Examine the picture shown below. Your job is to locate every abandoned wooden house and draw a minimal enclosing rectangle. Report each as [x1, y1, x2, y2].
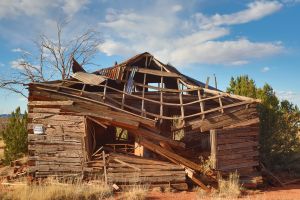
[27, 52, 262, 190]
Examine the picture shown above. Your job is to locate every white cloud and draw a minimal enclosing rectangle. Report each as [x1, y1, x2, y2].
[62, 0, 90, 17]
[261, 66, 270, 72]
[194, 1, 283, 29]
[230, 60, 249, 66]
[277, 90, 300, 106]
[98, 2, 283, 66]
[10, 58, 39, 70]
[98, 40, 137, 56]
[11, 48, 23, 52]
[10, 59, 26, 70]
[171, 4, 182, 12]
[0, 0, 53, 19]
[0, 0, 89, 19]
[168, 39, 283, 66]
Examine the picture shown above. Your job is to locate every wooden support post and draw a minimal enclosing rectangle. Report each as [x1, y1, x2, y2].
[178, 79, 184, 119]
[80, 84, 86, 96]
[141, 73, 147, 117]
[160, 76, 164, 121]
[103, 150, 108, 184]
[197, 89, 205, 119]
[205, 77, 210, 89]
[210, 130, 217, 169]
[121, 70, 130, 109]
[214, 74, 217, 89]
[218, 96, 224, 113]
[103, 80, 108, 100]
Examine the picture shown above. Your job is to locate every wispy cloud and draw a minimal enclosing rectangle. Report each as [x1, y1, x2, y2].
[10, 59, 25, 70]
[261, 66, 270, 72]
[194, 1, 283, 29]
[98, 1, 284, 66]
[10, 58, 39, 70]
[62, 0, 90, 17]
[0, 0, 286, 68]
[11, 48, 23, 52]
[0, 0, 90, 19]
[277, 90, 300, 106]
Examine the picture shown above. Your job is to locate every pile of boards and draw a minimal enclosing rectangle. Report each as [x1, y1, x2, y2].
[106, 153, 187, 190]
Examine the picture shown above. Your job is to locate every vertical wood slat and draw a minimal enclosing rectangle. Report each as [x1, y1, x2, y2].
[219, 96, 224, 113]
[197, 89, 205, 119]
[103, 80, 108, 100]
[141, 73, 147, 117]
[121, 71, 129, 109]
[141, 56, 150, 117]
[210, 129, 217, 169]
[80, 84, 86, 96]
[178, 79, 184, 119]
[160, 76, 164, 119]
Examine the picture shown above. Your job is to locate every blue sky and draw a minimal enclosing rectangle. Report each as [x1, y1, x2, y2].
[0, 0, 300, 113]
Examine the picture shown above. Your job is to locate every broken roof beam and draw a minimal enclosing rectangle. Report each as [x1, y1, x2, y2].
[126, 67, 181, 78]
[139, 138, 202, 172]
[29, 83, 156, 127]
[203, 88, 261, 103]
[128, 127, 185, 149]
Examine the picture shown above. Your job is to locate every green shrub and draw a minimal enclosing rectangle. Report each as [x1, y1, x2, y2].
[2, 107, 28, 164]
[227, 76, 300, 172]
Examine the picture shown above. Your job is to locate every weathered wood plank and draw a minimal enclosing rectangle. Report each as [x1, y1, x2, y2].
[217, 141, 258, 150]
[29, 100, 74, 106]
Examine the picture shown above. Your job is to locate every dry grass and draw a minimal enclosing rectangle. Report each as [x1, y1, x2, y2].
[0, 179, 113, 200]
[217, 171, 241, 199]
[122, 184, 148, 200]
[196, 171, 241, 200]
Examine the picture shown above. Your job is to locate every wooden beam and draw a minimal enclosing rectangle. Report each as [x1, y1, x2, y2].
[29, 100, 73, 106]
[139, 138, 201, 172]
[113, 158, 141, 171]
[86, 116, 107, 129]
[210, 130, 217, 169]
[128, 127, 185, 149]
[225, 118, 259, 128]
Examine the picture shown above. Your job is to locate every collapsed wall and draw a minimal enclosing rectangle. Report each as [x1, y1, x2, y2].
[26, 52, 262, 190]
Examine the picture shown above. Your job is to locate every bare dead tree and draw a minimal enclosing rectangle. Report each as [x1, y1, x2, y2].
[0, 21, 102, 97]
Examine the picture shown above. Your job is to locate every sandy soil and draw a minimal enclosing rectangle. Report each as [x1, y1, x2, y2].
[146, 184, 300, 200]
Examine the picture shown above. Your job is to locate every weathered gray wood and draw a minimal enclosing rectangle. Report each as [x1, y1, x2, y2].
[29, 100, 74, 106]
[210, 130, 217, 169]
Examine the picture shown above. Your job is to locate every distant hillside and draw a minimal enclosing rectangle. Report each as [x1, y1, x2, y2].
[0, 114, 10, 118]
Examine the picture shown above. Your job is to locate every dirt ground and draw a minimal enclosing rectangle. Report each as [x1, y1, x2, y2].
[146, 184, 300, 200]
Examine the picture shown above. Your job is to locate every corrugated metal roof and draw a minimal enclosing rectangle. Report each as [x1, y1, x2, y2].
[72, 72, 106, 85]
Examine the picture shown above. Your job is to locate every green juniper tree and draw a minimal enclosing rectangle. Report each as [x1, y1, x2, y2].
[2, 107, 28, 164]
[227, 76, 300, 172]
